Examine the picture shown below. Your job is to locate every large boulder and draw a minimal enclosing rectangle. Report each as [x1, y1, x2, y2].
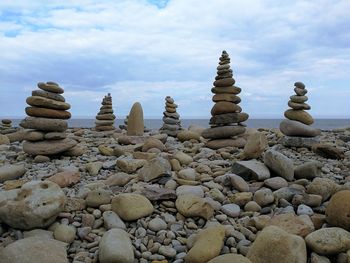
[325, 190, 350, 230]
[0, 181, 66, 229]
[99, 229, 134, 263]
[0, 237, 68, 263]
[126, 102, 144, 136]
[247, 226, 307, 263]
[185, 226, 226, 263]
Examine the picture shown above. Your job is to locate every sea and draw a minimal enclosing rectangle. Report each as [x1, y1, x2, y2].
[8, 119, 350, 131]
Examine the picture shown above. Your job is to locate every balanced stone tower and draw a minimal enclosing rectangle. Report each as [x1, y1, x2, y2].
[202, 51, 249, 149]
[95, 93, 116, 131]
[160, 96, 181, 136]
[280, 82, 320, 146]
[20, 81, 77, 156]
[0, 119, 17, 134]
[127, 102, 144, 136]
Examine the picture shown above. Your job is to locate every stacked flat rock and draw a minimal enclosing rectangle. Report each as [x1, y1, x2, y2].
[119, 115, 128, 130]
[0, 119, 17, 134]
[20, 81, 77, 156]
[160, 96, 181, 136]
[202, 51, 249, 149]
[95, 93, 116, 131]
[280, 82, 321, 138]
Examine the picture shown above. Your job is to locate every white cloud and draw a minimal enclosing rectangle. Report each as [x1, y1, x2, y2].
[0, 0, 349, 119]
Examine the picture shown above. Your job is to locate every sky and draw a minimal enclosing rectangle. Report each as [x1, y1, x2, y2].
[0, 0, 349, 119]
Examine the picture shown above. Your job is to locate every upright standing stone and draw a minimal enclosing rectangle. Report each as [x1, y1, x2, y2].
[280, 82, 320, 147]
[20, 81, 77, 156]
[127, 102, 144, 136]
[95, 93, 116, 131]
[160, 96, 182, 136]
[202, 51, 249, 149]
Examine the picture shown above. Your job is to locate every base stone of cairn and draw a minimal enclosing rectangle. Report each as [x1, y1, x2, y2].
[202, 51, 249, 150]
[95, 93, 116, 131]
[280, 82, 320, 148]
[20, 81, 77, 156]
[127, 102, 144, 136]
[0, 119, 17, 134]
[160, 96, 181, 136]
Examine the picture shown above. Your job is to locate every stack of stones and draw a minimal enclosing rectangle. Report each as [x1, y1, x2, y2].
[95, 93, 115, 131]
[119, 115, 128, 130]
[20, 81, 77, 156]
[202, 50, 249, 149]
[280, 82, 320, 147]
[160, 96, 181, 136]
[0, 119, 16, 134]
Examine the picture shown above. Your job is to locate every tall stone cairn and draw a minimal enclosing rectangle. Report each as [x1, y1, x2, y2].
[160, 96, 181, 136]
[280, 82, 320, 138]
[202, 51, 249, 149]
[95, 93, 116, 131]
[20, 81, 77, 156]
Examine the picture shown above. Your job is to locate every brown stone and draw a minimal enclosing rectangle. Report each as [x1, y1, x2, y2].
[47, 171, 81, 188]
[20, 117, 67, 132]
[325, 190, 350, 230]
[312, 144, 345, 160]
[38, 82, 64, 94]
[211, 86, 241, 94]
[32, 89, 65, 102]
[127, 102, 144, 136]
[213, 78, 235, 87]
[96, 114, 116, 120]
[284, 109, 314, 125]
[25, 107, 71, 119]
[212, 93, 241, 103]
[23, 138, 77, 156]
[26, 96, 70, 110]
[211, 101, 241, 116]
[206, 138, 246, 149]
[202, 126, 246, 139]
[96, 126, 115, 131]
[290, 95, 308, 103]
[210, 112, 249, 125]
[288, 101, 311, 110]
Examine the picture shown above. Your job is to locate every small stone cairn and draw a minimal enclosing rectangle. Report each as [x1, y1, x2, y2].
[119, 115, 128, 130]
[95, 93, 116, 131]
[280, 82, 320, 147]
[0, 119, 17, 134]
[160, 96, 181, 136]
[202, 50, 249, 149]
[20, 81, 77, 156]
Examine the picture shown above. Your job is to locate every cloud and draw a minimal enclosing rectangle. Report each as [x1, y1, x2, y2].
[0, 0, 349, 119]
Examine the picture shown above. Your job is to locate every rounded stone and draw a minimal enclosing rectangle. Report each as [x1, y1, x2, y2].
[290, 95, 308, 103]
[221, 204, 240, 217]
[20, 117, 68, 132]
[127, 102, 144, 136]
[38, 82, 64, 94]
[211, 101, 242, 116]
[86, 189, 111, 208]
[53, 224, 76, 243]
[32, 89, 65, 102]
[325, 190, 350, 230]
[253, 188, 274, 207]
[284, 109, 314, 125]
[212, 93, 241, 103]
[208, 254, 252, 263]
[202, 126, 246, 139]
[294, 87, 308, 96]
[210, 113, 249, 125]
[23, 138, 77, 156]
[280, 119, 320, 137]
[294, 82, 305, 89]
[26, 96, 70, 110]
[148, 218, 167, 232]
[25, 107, 71, 119]
[213, 78, 235, 87]
[211, 86, 241, 94]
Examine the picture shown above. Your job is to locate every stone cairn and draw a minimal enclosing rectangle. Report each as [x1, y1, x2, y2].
[280, 82, 320, 145]
[20, 81, 77, 156]
[160, 96, 181, 136]
[95, 93, 116, 131]
[202, 51, 249, 149]
[127, 102, 144, 136]
[119, 115, 128, 130]
[0, 119, 17, 134]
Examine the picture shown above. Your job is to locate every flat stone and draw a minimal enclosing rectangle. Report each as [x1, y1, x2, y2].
[96, 114, 116, 120]
[0, 180, 66, 230]
[280, 119, 320, 137]
[211, 101, 241, 116]
[288, 101, 311, 110]
[206, 137, 246, 149]
[148, 217, 167, 232]
[99, 229, 134, 263]
[26, 96, 70, 110]
[53, 224, 76, 244]
[139, 185, 176, 201]
[111, 193, 154, 221]
[96, 125, 115, 131]
[294, 82, 305, 89]
[294, 87, 308, 96]
[175, 194, 214, 219]
[281, 136, 320, 148]
[20, 117, 68, 132]
[294, 161, 322, 180]
[264, 177, 288, 190]
[95, 120, 115, 126]
[0, 237, 68, 263]
[228, 174, 249, 192]
[231, 160, 270, 181]
[44, 132, 67, 140]
[176, 185, 204, 197]
[177, 130, 200, 142]
[117, 158, 146, 173]
[284, 109, 314, 125]
[210, 112, 248, 125]
[185, 226, 226, 263]
[202, 126, 246, 139]
[221, 204, 240, 217]
[23, 138, 77, 156]
[290, 95, 308, 103]
[32, 89, 65, 102]
[212, 93, 241, 103]
[263, 149, 294, 181]
[103, 211, 126, 230]
[305, 227, 350, 255]
[211, 86, 241, 94]
[25, 106, 71, 119]
[0, 164, 26, 183]
[47, 171, 80, 187]
[163, 117, 180, 125]
[213, 78, 235, 87]
[86, 189, 111, 208]
[38, 82, 64, 94]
